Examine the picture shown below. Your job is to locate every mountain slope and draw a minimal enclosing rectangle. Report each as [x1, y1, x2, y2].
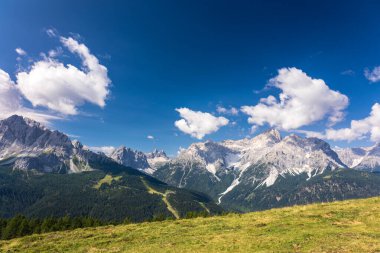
[0, 165, 222, 221]
[2, 197, 379, 253]
[0, 115, 222, 221]
[335, 144, 380, 172]
[153, 130, 380, 211]
[109, 147, 169, 174]
[0, 115, 113, 173]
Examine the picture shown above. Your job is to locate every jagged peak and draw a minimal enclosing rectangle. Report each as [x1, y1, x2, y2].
[251, 128, 282, 144]
[2, 114, 47, 130]
[146, 149, 168, 159]
[71, 140, 83, 149]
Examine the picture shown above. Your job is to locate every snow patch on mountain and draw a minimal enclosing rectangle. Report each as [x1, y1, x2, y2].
[157, 129, 346, 204]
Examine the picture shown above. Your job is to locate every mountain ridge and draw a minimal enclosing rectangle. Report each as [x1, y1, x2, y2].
[0, 115, 223, 220]
[2, 115, 380, 213]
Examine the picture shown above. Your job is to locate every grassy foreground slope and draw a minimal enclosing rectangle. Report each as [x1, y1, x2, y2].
[2, 197, 380, 253]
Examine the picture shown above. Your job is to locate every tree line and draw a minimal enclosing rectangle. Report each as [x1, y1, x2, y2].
[0, 210, 217, 240]
[0, 215, 107, 240]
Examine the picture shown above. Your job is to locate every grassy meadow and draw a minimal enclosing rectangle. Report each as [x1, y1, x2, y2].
[1, 197, 380, 253]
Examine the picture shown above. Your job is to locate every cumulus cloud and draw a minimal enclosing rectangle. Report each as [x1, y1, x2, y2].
[216, 105, 239, 115]
[364, 66, 380, 83]
[174, 108, 229, 139]
[16, 36, 111, 115]
[0, 69, 58, 123]
[0, 33, 110, 124]
[304, 103, 380, 142]
[296, 103, 380, 142]
[147, 135, 154, 139]
[241, 67, 349, 130]
[15, 48, 27, 56]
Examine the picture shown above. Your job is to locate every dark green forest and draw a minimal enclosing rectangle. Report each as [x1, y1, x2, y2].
[0, 166, 222, 225]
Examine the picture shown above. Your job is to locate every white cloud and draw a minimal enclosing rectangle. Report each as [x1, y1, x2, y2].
[241, 67, 349, 130]
[293, 129, 326, 139]
[0, 69, 22, 114]
[16, 36, 111, 115]
[307, 103, 380, 142]
[48, 47, 63, 58]
[0, 69, 58, 124]
[364, 66, 380, 82]
[174, 107, 229, 139]
[88, 146, 116, 155]
[147, 135, 154, 139]
[0, 33, 110, 124]
[46, 28, 58, 38]
[250, 125, 258, 134]
[323, 103, 380, 142]
[15, 48, 27, 56]
[216, 105, 239, 115]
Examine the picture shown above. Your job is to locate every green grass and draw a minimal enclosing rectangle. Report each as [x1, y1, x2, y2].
[141, 177, 180, 219]
[93, 174, 122, 189]
[1, 197, 380, 253]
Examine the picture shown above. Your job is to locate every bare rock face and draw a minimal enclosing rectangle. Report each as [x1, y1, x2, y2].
[0, 115, 109, 173]
[153, 129, 347, 206]
[107, 147, 169, 174]
[109, 146, 150, 172]
[334, 143, 380, 172]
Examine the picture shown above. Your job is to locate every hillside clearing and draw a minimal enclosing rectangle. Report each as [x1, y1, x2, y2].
[141, 177, 180, 219]
[1, 197, 380, 252]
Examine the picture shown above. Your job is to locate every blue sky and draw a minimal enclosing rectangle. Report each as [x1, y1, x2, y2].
[1, 0, 380, 155]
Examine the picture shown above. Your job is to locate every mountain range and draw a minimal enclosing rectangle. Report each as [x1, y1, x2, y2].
[1, 115, 380, 215]
[150, 129, 380, 211]
[0, 115, 221, 221]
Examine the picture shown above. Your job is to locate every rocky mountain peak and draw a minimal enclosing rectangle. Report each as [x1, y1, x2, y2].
[251, 128, 282, 146]
[110, 146, 150, 172]
[72, 140, 83, 149]
[3, 115, 45, 129]
[0, 115, 110, 173]
[262, 128, 281, 140]
[0, 115, 72, 152]
[146, 149, 168, 159]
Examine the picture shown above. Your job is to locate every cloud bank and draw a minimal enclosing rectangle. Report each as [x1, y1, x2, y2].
[175, 108, 229, 139]
[302, 103, 380, 142]
[241, 67, 349, 130]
